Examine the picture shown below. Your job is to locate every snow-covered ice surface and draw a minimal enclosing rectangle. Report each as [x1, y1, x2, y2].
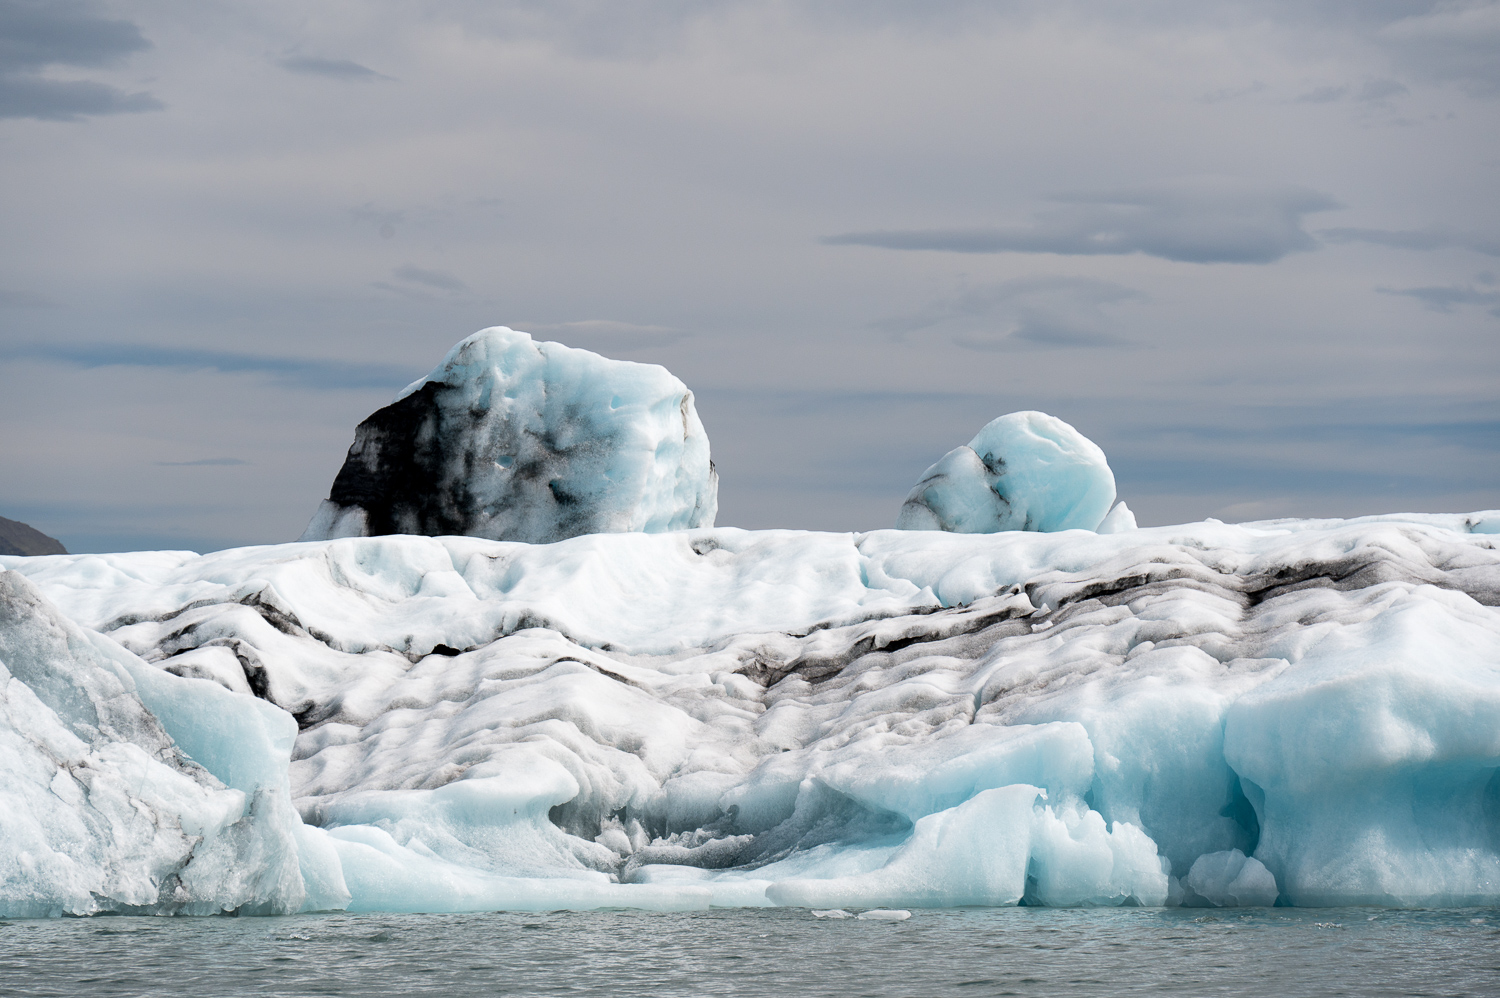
[896, 411, 1117, 533]
[4, 509, 1500, 914]
[301, 327, 717, 545]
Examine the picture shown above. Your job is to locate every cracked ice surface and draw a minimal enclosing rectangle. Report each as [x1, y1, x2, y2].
[4, 509, 1500, 913]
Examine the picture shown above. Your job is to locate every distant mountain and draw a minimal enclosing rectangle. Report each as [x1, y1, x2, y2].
[0, 516, 67, 556]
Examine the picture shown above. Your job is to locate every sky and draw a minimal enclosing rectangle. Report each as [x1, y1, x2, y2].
[1, 0, 1498, 553]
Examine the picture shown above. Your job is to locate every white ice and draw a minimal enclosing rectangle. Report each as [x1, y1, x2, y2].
[4, 509, 1500, 914]
[896, 411, 1117, 533]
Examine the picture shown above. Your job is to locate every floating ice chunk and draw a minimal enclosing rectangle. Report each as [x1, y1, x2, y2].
[301, 327, 717, 544]
[1029, 802, 1170, 907]
[857, 909, 911, 921]
[812, 908, 852, 918]
[1186, 849, 1279, 907]
[896, 411, 1116, 533]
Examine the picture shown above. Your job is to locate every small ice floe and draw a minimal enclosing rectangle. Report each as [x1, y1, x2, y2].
[856, 909, 912, 921]
[811, 909, 851, 919]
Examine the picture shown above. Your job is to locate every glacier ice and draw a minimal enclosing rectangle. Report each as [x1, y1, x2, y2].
[1096, 501, 1138, 534]
[301, 327, 717, 545]
[3, 509, 1500, 915]
[896, 411, 1117, 533]
[0, 571, 339, 917]
[1185, 849, 1279, 907]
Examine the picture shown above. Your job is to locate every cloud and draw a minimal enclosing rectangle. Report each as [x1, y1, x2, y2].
[1, 342, 416, 390]
[873, 276, 1139, 350]
[0, 287, 59, 307]
[1320, 226, 1500, 256]
[155, 457, 249, 466]
[1296, 85, 1347, 104]
[277, 55, 391, 80]
[825, 178, 1340, 264]
[1356, 78, 1410, 102]
[0, 0, 149, 70]
[1379, 282, 1500, 316]
[0, 75, 161, 120]
[1378, 1, 1500, 96]
[387, 264, 468, 292]
[0, 0, 162, 120]
[1295, 78, 1410, 105]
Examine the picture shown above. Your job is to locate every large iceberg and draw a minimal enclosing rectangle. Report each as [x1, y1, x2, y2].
[5, 509, 1500, 913]
[896, 411, 1118, 533]
[301, 327, 718, 544]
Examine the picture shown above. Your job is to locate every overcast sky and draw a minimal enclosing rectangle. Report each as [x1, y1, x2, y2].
[2, 0, 1498, 553]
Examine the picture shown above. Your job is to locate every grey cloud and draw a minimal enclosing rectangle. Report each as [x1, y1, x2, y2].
[1199, 82, 1269, 103]
[277, 55, 391, 80]
[0, 0, 160, 121]
[1320, 227, 1500, 256]
[1, 342, 415, 390]
[0, 287, 59, 307]
[1378, 2, 1500, 95]
[155, 458, 250, 466]
[1297, 78, 1411, 104]
[1379, 283, 1500, 315]
[1357, 78, 1410, 101]
[875, 276, 1138, 351]
[424, 1, 1449, 65]
[389, 265, 468, 292]
[826, 179, 1340, 264]
[0, 75, 161, 120]
[1296, 85, 1347, 103]
[0, 0, 149, 70]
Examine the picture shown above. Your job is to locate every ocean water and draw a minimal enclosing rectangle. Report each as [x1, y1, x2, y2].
[1, 907, 1496, 997]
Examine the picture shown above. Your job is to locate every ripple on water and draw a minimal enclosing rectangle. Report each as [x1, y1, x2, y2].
[0, 907, 1496, 998]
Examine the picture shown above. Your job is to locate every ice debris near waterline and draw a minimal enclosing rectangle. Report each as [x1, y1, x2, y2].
[301, 327, 717, 545]
[4, 510, 1500, 915]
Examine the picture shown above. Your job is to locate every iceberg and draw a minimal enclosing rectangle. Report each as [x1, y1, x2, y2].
[5, 509, 1499, 914]
[300, 327, 717, 544]
[896, 411, 1117, 533]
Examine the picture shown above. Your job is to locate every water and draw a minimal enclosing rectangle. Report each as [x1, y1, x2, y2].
[1, 907, 1497, 997]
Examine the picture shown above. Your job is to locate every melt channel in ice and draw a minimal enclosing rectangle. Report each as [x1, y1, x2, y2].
[5, 509, 1500, 914]
[896, 411, 1123, 534]
[300, 327, 718, 545]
